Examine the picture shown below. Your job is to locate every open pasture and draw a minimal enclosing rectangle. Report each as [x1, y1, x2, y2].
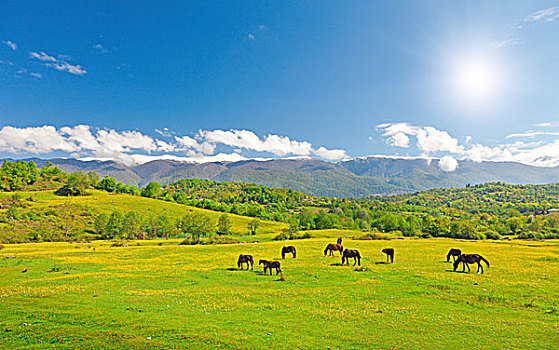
[1, 238, 558, 349]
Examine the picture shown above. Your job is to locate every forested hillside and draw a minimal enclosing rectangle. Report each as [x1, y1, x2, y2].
[1, 160, 559, 243]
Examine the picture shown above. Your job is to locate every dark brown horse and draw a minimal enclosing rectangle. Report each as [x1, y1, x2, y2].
[259, 259, 282, 275]
[324, 243, 344, 256]
[453, 254, 490, 274]
[382, 248, 394, 263]
[237, 254, 253, 270]
[446, 248, 462, 262]
[282, 246, 296, 259]
[342, 249, 361, 266]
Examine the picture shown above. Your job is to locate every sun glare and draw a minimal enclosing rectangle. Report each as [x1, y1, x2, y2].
[450, 55, 502, 108]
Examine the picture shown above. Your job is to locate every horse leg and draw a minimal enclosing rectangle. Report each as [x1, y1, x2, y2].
[357, 257, 361, 266]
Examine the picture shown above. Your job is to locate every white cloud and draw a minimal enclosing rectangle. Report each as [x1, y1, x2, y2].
[388, 132, 410, 148]
[536, 122, 559, 128]
[507, 130, 559, 138]
[464, 144, 510, 163]
[0, 125, 77, 153]
[438, 155, 458, 172]
[30, 51, 86, 75]
[248, 33, 255, 40]
[93, 44, 108, 53]
[378, 122, 559, 168]
[378, 123, 464, 154]
[29, 72, 42, 78]
[313, 147, 349, 161]
[200, 129, 313, 156]
[134, 152, 247, 164]
[30, 52, 57, 62]
[2, 40, 17, 50]
[155, 128, 173, 137]
[525, 6, 559, 22]
[174, 135, 216, 155]
[493, 38, 523, 49]
[0, 125, 349, 164]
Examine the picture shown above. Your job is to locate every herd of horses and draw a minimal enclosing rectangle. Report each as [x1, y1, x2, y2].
[238, 239, 490, 275]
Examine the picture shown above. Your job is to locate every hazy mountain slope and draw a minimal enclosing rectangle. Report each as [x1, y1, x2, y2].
[8, 156, 559, 197]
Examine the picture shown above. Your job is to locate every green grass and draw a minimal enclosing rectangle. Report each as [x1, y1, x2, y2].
[2, 190, 287, 239]
[1, 238, 558, 349]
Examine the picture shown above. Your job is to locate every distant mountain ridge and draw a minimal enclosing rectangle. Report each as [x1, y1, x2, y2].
[8, 156, 559, 197]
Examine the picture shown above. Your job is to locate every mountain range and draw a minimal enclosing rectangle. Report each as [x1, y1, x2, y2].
[12, 156, 559, 198]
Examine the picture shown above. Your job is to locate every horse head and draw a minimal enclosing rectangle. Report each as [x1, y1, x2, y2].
[453, 257, 461, 271]
[259, 259, 267, 266]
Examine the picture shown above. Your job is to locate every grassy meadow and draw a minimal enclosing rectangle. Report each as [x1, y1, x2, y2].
[1, 237, 558, 349]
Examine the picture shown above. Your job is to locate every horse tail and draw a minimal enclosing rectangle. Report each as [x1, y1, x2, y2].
[292, 247, 296, 258]
[282, 250, 285, 259]
[446, 251, 452, 262]
[479, 255, 490, 267]
[324, 245, 329, 256]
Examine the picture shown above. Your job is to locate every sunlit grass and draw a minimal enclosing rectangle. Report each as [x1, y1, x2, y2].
[0, 238, 558, 349]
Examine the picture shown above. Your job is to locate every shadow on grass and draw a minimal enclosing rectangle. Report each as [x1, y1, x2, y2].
[375, 261, 389, 265]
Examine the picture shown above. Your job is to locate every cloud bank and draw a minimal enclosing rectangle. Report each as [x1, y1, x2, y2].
[0, 125, 349, 165]
[377, 122, 559, 170]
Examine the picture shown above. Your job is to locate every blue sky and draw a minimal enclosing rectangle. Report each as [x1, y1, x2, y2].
[1, 1, 559, 170]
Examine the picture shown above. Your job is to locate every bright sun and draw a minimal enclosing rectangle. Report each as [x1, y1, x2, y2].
[451, 55, 501, 107]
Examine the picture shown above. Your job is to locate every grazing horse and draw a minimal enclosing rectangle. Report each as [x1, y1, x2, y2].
[237, 254, 254, 270]
[342, 249, 361, 266]
[282, 246, 296, 259]
[446, 248, 462, 262]
[259, 259, 282, 275]
[324, 243, 344, 256]
[337, 237, 342, 245]
[453, 254, 490, 274]
[382, 248, 394, 263]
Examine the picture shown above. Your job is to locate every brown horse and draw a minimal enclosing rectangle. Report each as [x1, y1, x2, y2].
[446, 248, 462, 262]
[324, 243, 344, 256]
[382, 248, 394, 263]
[342, 249, 361, 266]
[237, 254, 253, 270]
[259, 259, 282, 275]
[282, 246, 296, 259]
[453, 254, 490, 274]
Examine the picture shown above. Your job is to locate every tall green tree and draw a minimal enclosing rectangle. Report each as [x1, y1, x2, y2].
[179, 211, 216, 243]
[247, 218, 260, 235]
[217, 213, 232, 235]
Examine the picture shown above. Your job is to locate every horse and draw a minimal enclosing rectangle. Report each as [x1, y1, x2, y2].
[324, 243, 344, 256]
[342, 249, 361, 266]
[446, 248, 462, 262]
[382, 248, 394, 263]
[337, 237, 342, 245]
[282, 246, 296, 259]
[237, 254, 254, 270]
[453, 254, 490, 274]
[259, 259, 282, 275]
